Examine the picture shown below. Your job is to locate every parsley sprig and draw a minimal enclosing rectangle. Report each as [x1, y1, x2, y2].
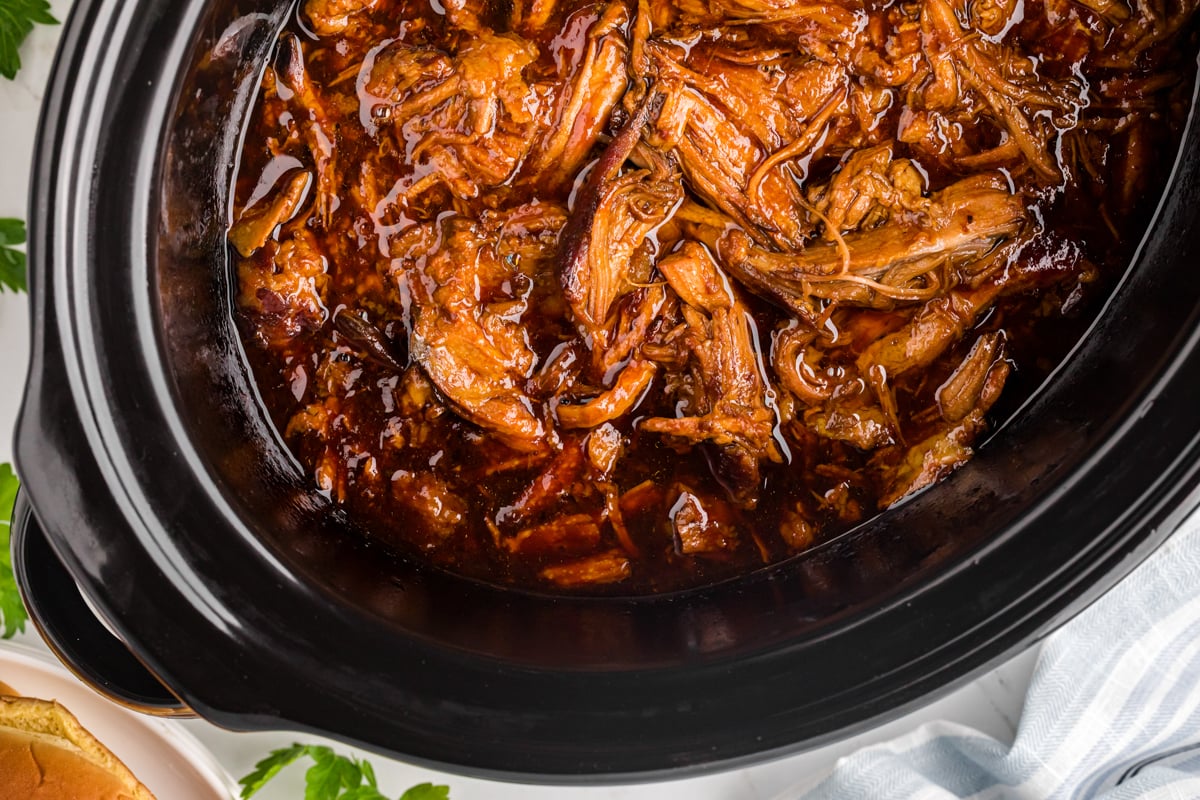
[0, 463, 28, 639]
[0, 218, 27, 293]
[0, 0, 58, 80]
[240, 744, 450, 800]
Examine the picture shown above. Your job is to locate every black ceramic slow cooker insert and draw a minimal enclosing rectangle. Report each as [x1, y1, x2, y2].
[12, 0, 1200, 783]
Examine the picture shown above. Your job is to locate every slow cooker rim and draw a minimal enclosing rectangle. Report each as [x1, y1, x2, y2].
[14, 0, 1200, 782]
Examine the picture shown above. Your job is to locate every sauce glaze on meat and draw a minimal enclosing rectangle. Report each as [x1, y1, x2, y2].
[231, 0, 1197, 592]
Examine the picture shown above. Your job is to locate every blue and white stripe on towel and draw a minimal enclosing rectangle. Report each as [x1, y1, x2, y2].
[793, 506, 1200, 800]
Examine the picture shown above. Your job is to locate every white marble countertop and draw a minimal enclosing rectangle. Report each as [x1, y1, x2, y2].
[0, 4, 1038, 797]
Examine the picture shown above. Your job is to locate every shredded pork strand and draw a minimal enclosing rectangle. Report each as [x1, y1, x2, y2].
[231, 0, 1197, 591]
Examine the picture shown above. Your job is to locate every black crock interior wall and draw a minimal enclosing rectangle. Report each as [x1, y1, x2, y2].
[151, 0, 1200, 665]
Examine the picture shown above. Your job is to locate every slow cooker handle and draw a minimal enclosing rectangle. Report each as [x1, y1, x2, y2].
[9, 491, 193, 716]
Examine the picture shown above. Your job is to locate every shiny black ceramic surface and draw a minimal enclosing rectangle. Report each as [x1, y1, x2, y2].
[12, 0, 1200, 782]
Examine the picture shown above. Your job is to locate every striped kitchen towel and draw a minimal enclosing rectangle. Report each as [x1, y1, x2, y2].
[795, 504, 1200, 800]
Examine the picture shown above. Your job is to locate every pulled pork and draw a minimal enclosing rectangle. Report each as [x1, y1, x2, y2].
[231, 0, 1198, 591]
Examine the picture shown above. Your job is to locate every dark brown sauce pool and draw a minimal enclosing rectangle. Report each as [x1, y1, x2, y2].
[230, 0, 1198, 593]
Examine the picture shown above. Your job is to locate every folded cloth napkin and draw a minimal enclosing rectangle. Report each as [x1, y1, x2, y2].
[795, 504, 1200, 800]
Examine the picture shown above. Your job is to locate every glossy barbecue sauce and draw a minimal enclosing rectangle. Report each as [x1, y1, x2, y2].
[231, 0, 1197, 593]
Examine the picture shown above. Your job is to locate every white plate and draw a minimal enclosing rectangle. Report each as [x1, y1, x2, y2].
[0, 642, 237, 799]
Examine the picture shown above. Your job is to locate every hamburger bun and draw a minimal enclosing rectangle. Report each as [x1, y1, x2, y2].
[0, 685, 156, 800]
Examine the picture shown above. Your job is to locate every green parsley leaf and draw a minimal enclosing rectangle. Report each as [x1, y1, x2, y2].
[0, 0, 58, 80]
[0, 464, 17, 531]
[239, 744, 451, 800]
[398, 783, 450, 800]
[0, 218, 27, 293]
[305, 748, 362, 800]
[240, 744, 310, 798]
[358, 759, 378, 789]
[0, 218, 25, 245]
[0, 463, 28, 639]
[338, 788, 389, 800]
